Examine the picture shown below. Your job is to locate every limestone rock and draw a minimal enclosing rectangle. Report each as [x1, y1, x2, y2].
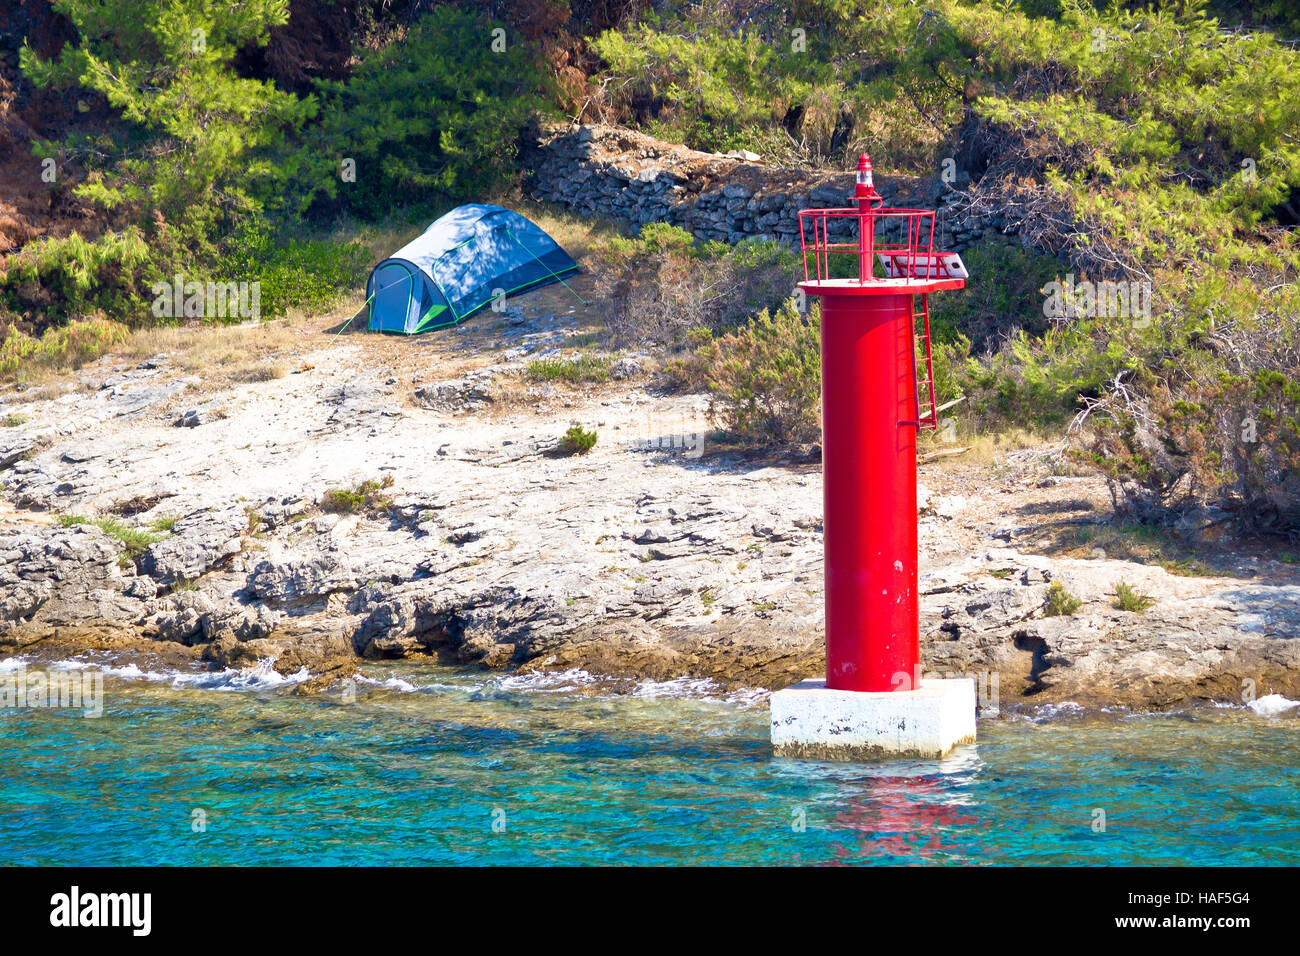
[0, 525, 144, 631]
[611, 356, 645, 380]
[142, 508, 246, 583]
[248, 552, 358, 606]
[175, 406, 224, 428]
[151, 590, 216, 644]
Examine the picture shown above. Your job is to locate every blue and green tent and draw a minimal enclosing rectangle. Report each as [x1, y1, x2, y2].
[366, 204, 579, 334]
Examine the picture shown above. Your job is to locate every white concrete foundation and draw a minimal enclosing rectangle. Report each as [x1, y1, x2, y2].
[770, 677, 977, 761]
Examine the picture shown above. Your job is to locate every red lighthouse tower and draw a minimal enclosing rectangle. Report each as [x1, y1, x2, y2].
[771, 154, 976, 759]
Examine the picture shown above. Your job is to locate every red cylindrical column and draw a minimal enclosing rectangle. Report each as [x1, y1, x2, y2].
[816, 289, 920, 693]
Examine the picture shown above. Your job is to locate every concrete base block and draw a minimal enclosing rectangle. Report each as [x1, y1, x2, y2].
[770, 677, 977, 761]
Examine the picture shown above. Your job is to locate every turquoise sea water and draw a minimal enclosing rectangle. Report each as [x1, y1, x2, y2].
[1, 658, 1297, 866]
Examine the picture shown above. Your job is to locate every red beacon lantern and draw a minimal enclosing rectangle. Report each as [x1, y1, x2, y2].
[855, 153, 878, 205]
[798, 154, 969, 694]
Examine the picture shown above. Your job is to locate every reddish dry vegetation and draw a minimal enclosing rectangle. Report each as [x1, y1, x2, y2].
[0, 0, 94, 259]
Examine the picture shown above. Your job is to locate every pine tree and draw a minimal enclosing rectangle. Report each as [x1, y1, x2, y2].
[21, 0, 315, 257]
[301, 7, 548, 215]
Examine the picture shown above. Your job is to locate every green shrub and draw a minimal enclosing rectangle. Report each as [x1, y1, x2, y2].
[0, 231, 153, 330]
[1044, 581, 1083, 617]
[696, 299, 821, 447]
[1113, 581, 1156, 612]
[927, 243, 1063, 351]
[1078, 323, 1300, 537]
[0, 318, 130, 381]
[149, 514, 179, 533]
[218, 220, 368, 320]
[321, 489, 365, 513]
[321, 476, 395, 515]
[561, 425, 598, 455]
[590, 14, 950, 169]
[661, 327, 718, 392]
[7, 0, 318, 335]
[601, 222, 725, 260]
[935, 318, 1137, 435]
[527, 354, 612, 384]
[21, 0, 312, 269]
[57, 513, 166, 565]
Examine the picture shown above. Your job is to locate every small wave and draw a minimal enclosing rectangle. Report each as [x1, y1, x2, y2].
[496, 669, 602, 693]
[49, 659, 174, 681]
[631, 676, 768, 706]
[1247, 694, 1300, 718]
[108, 662, 169, 680]
[713, 686, 770, 707]
[1011, 700, 1085, 724]
[354, 674, 418, 693]
[4, 654, 309, 692]
[632, 676, 719, 699]
[170, 659, 310, 691]
[490, 669, 767, 705]
[420, 681, 484, 693]
[2, 656, 170, 681]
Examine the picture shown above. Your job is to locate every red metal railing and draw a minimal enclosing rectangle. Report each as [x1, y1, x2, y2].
[797, 206, 938, 284]
[798, 205, 944, 430]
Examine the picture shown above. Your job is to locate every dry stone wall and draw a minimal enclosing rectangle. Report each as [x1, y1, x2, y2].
[524, 123, 1004, 251]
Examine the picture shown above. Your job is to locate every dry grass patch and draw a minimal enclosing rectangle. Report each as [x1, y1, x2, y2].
[123, 319, 303, 367]
[1041, 521, 1227, 578]
[107, 316, 329, 393]
[228, 361, 287, 383]
[918, 427, 1072, 471]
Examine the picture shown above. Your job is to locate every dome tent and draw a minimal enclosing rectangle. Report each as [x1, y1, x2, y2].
[366, 204, 579, 334]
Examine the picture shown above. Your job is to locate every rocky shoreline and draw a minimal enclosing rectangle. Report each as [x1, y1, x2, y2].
[3, 304, 1298, 714]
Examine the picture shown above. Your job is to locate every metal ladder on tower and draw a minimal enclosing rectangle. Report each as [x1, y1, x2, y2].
[910, 292, 939, 431]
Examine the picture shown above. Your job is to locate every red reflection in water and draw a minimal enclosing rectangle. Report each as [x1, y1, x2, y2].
[821, 774, 981, 864]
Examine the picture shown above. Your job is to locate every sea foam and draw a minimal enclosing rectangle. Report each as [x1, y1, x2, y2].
[2, 654, 309, 692]
[1247, 694, 1300, 718]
